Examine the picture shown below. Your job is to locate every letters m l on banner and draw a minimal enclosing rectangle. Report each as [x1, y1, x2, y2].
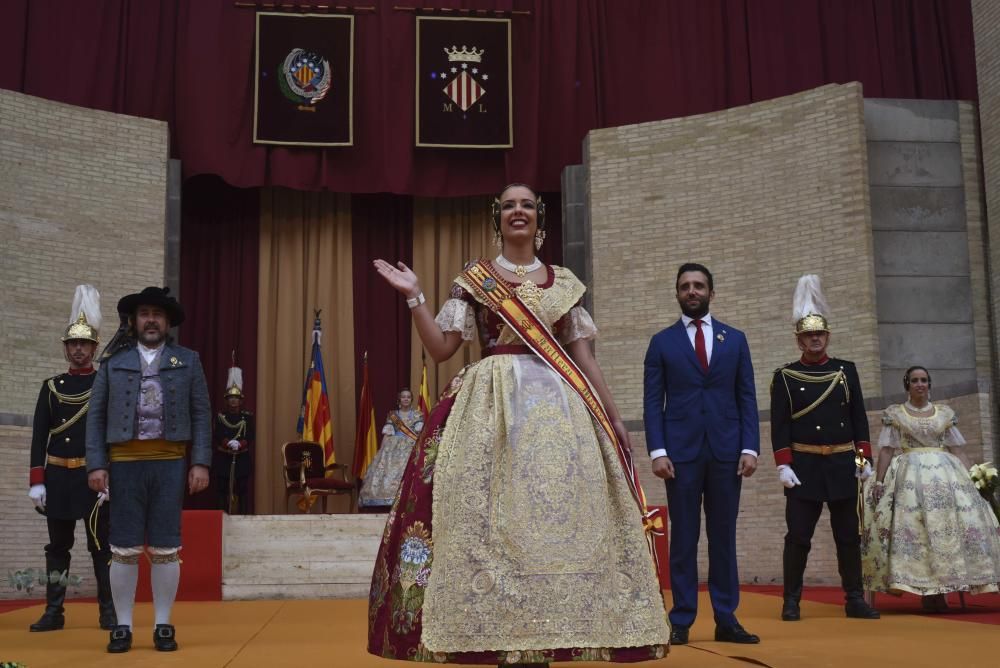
[416, 16, 512, 148]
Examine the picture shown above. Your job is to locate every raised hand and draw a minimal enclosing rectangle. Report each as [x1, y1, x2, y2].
[373, 259, 420, 298]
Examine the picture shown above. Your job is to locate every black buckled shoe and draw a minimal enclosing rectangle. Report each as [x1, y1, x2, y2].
[781, 598, 801, 621]
[669, 625, 689, 645]
[845, 597, 880, 619]
[154, 624, 178, 651]
[714, 623, 760, 644]
[107, 625, 132, 653]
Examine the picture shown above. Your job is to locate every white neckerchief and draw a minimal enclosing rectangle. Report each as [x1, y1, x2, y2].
[138, 342, 165, 366]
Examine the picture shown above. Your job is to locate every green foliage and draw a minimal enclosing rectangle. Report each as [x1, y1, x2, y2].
[6, 568, 82, 595]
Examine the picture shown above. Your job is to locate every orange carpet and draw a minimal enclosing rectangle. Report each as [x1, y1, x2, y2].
[2, 591, 998, 667]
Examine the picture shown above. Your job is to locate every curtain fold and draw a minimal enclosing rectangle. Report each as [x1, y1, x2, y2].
[351, 195, 414, 434]
[257, 188, 355, 514]
[179, 175, 260, 511]
[0, 0, 978, 196]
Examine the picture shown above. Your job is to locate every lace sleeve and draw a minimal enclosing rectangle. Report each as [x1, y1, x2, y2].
[877, 412, 902, 449]
[557, 306, 599, 345]
[943, 425, 966, 448]
[434, 298, 476, 341]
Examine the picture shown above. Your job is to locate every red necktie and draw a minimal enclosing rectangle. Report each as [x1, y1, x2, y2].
[694, 319, 709, 372]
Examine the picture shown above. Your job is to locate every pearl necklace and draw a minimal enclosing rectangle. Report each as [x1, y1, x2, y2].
[904, 400, 933, 414]
[495, 254, 542, 278]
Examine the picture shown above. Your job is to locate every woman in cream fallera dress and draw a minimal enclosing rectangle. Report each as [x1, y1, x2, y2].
[359, 390, 424, 508]
[862, 366, 1000, 610]
[367, 184, 669, 665]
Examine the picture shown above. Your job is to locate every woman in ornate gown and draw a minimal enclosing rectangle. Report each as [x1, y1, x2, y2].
[359, 389, 425, 509]
[861, 365, 1000, 611]
[367, 184, 669, 665]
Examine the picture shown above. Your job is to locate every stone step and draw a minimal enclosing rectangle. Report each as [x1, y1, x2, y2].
[222, 513, 387, 600]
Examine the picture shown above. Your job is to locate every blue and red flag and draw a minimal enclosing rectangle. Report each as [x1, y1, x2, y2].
[297, 313, 335, 467]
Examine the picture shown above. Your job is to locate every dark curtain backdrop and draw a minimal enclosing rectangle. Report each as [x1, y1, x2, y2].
[351, 194, 415, 426]
[179, 175, 260, 511]
[0, 0, 978, 196]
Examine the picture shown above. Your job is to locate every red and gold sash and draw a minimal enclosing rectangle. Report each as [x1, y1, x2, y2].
[461, 260, 664, 567]
[388, 412, 421, 441]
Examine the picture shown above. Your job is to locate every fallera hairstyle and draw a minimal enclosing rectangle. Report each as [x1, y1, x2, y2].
[903, 366, 932, 390]
[675, 263, 714, 292]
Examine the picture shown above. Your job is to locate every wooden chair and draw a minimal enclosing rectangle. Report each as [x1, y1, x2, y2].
[281, 441, 356, 513]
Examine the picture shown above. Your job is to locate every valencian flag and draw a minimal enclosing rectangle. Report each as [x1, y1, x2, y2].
[254, 12, 354, 146]
[353, 352, 378, 481]
[416, 16, 512, 148]
[297, 312, 336, 467]
[418, 354, 431, 420]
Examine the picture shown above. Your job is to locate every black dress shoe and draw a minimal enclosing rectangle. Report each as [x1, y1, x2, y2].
[154, 624, 179, 651]
[670, 625, 689, 645]
[781, 598, 801, 621]
[107, 625, 132, 653]
[845, 598, 880, 619]
[714, 623, 760, 644]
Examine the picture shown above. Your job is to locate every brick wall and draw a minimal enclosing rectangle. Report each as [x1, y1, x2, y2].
[586, 83, 881, 586]
[0, 90, 168, 599]
[972, 1, 1000, 464]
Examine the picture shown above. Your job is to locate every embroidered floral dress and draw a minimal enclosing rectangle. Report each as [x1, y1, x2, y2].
[367, 262, 669, 664]
[359, 409, 425, 508]
[861, 403, 1000, 595]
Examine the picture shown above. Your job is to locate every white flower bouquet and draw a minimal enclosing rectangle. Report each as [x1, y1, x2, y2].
[969, 462, 1000, 523]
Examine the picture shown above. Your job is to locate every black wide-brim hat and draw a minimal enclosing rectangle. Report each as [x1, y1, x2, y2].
[117, 286, 185, 327]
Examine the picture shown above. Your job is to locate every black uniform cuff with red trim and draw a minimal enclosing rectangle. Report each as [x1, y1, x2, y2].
[29, 466, 45, 486]
[774, 447, 793, 467]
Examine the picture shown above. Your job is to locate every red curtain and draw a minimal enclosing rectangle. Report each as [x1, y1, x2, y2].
[0, 0, 978, 196]
[351, 194, 415, 424]
[178, 176, 260, 510]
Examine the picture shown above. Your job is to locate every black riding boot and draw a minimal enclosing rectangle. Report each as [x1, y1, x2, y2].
[782, 541, 809, 621]
[838, 543, 880, 619]
[29, 554, 69, 632]
[93, 552, 117, 630]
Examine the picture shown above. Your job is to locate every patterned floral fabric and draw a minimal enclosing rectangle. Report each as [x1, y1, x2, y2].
[359, 409, 425, 507]
[861, 403, 1000, 595]
[367, 262, 669, 664]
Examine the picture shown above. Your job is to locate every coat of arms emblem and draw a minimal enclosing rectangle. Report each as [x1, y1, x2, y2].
[437, 45, 487, 113]
[279, 48, 331, 108]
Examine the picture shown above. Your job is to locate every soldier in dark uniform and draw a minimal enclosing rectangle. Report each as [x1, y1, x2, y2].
[770, 275, 879, 622]
[212, 365, 254, 514]
[28, 285, 116, 632]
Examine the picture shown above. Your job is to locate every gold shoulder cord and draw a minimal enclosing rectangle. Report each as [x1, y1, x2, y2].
[780, 368, 848, 420]
[218, 414, 247, 440]
[46, 379, 91, 437]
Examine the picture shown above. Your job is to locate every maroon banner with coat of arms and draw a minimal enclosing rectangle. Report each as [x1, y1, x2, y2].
[253, 13, 354, 146]
[416, 17, 512, 149]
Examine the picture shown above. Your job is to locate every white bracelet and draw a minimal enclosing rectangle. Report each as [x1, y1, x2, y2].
[406, 292, 426, 309]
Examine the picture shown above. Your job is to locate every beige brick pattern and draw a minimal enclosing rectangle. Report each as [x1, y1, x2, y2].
[0, 90, 168, 599]
[972, 1, 1000, 464]
[586, 83, 880, 585]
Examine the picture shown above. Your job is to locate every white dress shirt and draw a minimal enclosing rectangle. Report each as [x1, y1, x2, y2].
[138, 342, 165, 366]
[649, 312, 757, 461]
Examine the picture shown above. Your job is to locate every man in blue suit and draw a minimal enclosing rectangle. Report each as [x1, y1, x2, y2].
[643, 263, 760, 645]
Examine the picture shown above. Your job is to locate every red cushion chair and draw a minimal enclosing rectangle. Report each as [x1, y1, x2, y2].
[282, 441, 356, 513]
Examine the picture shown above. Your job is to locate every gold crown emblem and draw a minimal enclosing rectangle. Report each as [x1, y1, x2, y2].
[444, 45, 484, 63]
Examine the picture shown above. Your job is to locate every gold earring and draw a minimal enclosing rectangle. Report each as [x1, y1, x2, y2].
[534, 229, 545, 250]
[494, 230, 503, 248]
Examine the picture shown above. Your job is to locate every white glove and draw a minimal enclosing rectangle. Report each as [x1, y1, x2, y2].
[97, 489, 109, 506]
[857, 461, 873, 480]
[777, 465, 802, 488]
[228, 439, 241, 451]
[28, 484, 46, 510]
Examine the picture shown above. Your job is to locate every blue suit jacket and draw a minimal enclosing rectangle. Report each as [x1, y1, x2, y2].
[643, 318, 759, 463]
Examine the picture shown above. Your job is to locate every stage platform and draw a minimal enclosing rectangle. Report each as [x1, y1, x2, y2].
[2, 589, 998, 667]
